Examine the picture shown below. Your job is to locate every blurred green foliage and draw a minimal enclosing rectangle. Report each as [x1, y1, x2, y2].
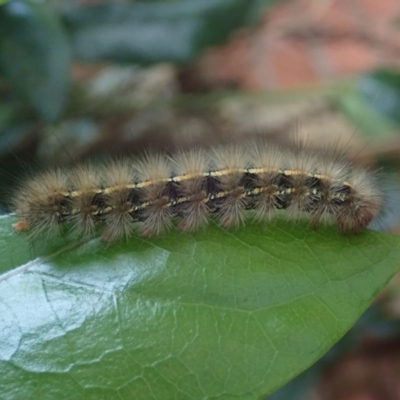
[0, 0, 70, 121]
[0, 0, 269, 121]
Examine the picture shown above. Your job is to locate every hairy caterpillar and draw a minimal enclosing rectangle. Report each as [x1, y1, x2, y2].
[12, 140, 383, 242]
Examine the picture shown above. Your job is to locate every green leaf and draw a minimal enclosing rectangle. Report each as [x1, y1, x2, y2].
[245, 0, 281, 23]
[1, 215, 400, 399]
[357, 70, 400, 126]
[0, 0, 70, 122]
[338, 91, 400, 140]
[64, 0, 260, 64]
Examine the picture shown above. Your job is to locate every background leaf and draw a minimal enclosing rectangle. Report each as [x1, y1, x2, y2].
[1, 215, 400, 399]
[0, 0, 70, 122]
[64, 0, 259, 64]
[357, 70, 400, 126]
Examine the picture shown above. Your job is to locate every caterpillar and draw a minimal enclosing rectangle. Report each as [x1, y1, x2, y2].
[12, 140, 383, 242]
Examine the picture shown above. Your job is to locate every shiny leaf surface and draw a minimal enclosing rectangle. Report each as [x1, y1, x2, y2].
[1, 215, 400, 399]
